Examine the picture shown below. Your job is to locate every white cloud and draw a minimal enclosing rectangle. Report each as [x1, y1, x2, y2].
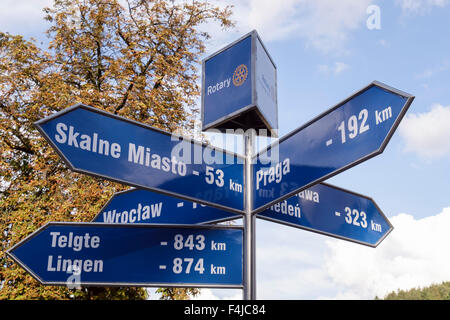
[0, 0, 53, 37]
[378, 39, 390, 47]
[323, 207, 450, 299]
[332, 62, 348, 75]
[318, 62, 350, 75]
[192, 288, 242, 300]
[333, 62, 350, 75]
[399, 104, 450, 159]
[2, 0, 377, 55]
[152, 207, 450, 300]
[415, 60, 450, 79]
[285, 0, 374, 54]
[396, 0, 449, 13]
[147, 287, 242, 300]
[253, 220, 337, 299]
[191, 207, 450, 300]
[205, 0, 375, 54]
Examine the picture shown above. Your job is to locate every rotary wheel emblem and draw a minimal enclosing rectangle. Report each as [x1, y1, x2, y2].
[232, 64, 248, 87]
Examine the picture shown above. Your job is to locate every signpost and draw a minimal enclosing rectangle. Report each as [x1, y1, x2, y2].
[257, 183, 393, 247]
[93, 188, 240, 225]
[7, 30, 415, 300]
[6, 222, 243, 288]
[35, 104, 245, 214]
[253, 81, 414, 213]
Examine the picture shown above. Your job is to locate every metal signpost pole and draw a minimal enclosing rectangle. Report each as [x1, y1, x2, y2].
[243, 130, 256, 300]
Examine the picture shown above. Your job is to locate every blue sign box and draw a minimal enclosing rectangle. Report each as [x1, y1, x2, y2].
[202, 30, 277, 134]
[7, 223, 243, 287]
[93, 188, 241, 225]
[35, 104, 244, 214]
[257, 183, 393, 247]
[253, 81, 415, 212]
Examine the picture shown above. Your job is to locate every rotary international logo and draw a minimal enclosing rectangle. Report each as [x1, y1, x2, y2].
[232, 64, 248, 87]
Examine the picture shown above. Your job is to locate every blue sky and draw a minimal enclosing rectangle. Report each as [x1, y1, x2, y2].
[2, 0, 450, 299]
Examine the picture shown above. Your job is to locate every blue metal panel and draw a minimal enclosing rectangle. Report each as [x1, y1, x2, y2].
[257, 183, 392, 247]
[7, 223, 243, 287]
[253, 82, 414, 212]
[35, 105, 244, 213]
[203, 35, 252, 128]
[93, 188, 241, 224]
[255, 35, 277, 130]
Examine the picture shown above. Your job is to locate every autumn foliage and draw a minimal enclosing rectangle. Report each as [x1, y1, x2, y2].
[0, 0, 233, 299]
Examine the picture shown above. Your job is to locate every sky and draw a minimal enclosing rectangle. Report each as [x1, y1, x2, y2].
[1, 0, 450, 300]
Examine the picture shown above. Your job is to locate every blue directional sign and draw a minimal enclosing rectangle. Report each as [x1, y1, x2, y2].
[253, 81, 414, 213]
[93, 188, 240, 224]
[7, 223, 243, 287]
[35, 104, 244, 214]
[257, 183, 392, 247]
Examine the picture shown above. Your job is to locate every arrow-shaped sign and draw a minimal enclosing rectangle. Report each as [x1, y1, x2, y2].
[93, 188, 241, 224]
[253, 81, 414, 213]
[35, 104, 244, 214]
[257, 183, 392, 247]
[6, 222, 243, 287]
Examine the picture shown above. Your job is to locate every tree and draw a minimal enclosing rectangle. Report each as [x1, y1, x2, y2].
[376, 281, 450, 300]
[0, 0, 233, 300]
[156, 288, 200, 300]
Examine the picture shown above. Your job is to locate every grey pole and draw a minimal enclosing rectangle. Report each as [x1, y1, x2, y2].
[243, 130, 256, 300]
